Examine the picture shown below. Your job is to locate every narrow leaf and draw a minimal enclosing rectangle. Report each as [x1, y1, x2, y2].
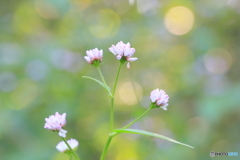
[113, 129, 194, 148]
[82, 76, 111, 92]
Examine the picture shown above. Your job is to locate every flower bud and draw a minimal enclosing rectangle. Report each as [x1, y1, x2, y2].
[84, 48, 103, 67]
[150, 89, 169, 110]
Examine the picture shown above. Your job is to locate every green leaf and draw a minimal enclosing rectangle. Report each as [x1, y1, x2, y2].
[113, 129, 194, 148]
[82, 76, 111, 93]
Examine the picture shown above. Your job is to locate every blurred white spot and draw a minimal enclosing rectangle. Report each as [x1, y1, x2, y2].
[0, 72, 17, 92]
[204, 48, 232, 74]
[226, 0, 235, 4]
[0, 43, 23, 65]
[226, 0, 240, 13]
[107, 0, 131, 14]
[129, 0, 135, 5]
[118, 81, 142, 106]
[164, 6, 194, 35]
[132, 0, 159, 14]
[26, 60, 48, 81]
[50, 49, 83, 72]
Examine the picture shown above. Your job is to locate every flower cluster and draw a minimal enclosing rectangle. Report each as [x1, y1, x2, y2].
[84, 41, 138, 69]
[84, 48, 103, 67]
[150, 88, 169, 110]
[45, 41, 175, 159]
[56, 139, 79, 153]
[44, 112, 79, 154]
[44, 112, 67, 137]
[109, 41, 138, 69]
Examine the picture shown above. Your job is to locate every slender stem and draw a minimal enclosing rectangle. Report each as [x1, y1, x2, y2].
[110, 98, 114, 131]
[110, 63, 123, 131]
[122, 107, 152, 129]
[99, 107, 152, 160]
[100, 136, 113, 160]
[99, 63, 123, 159]
[97, 67, 112, 97]
[62, 137, 81, 160]
[113, 63, 122, 95]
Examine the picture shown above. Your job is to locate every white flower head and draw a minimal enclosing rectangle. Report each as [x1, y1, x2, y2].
[150, 89, 169, 110]
[44, 112, 67, 137]
[84, 48, 103, 67]
[109, 41, 138, 69]
[44, 112, 66, 131]
[56, 139, 79, 153]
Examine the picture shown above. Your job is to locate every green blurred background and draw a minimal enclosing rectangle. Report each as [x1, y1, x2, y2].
[0, 0, 240, 159]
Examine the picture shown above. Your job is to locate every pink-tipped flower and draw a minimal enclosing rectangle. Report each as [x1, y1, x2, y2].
[109, 41, 138, 69]
[84, 48, 103, 67]
[44, 112, 67, 137]
[150, 89, 169, 110]
[56, 139, 79, 153]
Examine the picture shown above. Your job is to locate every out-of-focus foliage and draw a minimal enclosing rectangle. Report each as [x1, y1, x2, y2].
[0, 0, 240, 160]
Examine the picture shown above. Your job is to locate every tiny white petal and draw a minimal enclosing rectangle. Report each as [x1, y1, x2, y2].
[109, 47, 116, 55]
[127, 62, 130, 70]
[84, 56, 91, 63]
[59, 129, 67, 137]
[160, 104, 168, 111]
[116, 55, 122, 60]
[127, 57, 138, 62]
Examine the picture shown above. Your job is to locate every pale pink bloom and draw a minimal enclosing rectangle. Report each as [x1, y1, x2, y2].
[56, 139, 79, 152]
[109, 41, 138, 69]
[44, 112, 66, 131]
[84, 48, 103, 65]
[150, 89, 169, 110]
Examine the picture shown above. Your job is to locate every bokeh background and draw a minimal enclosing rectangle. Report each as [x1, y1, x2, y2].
[0, 0, 240, 160]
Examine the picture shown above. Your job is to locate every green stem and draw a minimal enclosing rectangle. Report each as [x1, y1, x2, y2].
[110, 63, 123, 131]
[100, 136, 113, 160]
[100, 63, 123, 159]
[122, 107, 152, 129]
[99, 107, 152, 160]
[113, 63, 122, 95]
[97, 67, 112, 97]
[62, 137, 81, 160]
[110, 97, 114, 131]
